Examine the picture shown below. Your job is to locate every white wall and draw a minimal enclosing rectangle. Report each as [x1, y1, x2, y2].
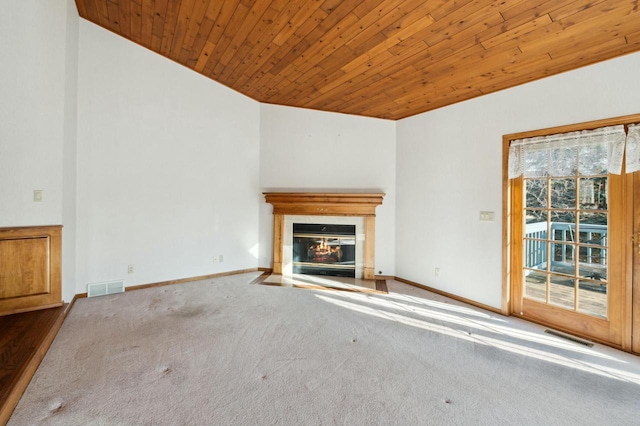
[62, 0, 79, 302]
[0, 0, 78, 302]
[76, 21, 261, 294]
[259, 104, 397, 276]
[396, 52, 640, 309]
[0, 1, 68, 226]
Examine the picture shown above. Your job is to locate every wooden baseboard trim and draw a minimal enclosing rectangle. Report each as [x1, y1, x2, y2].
[74, 271, 501, 316]
[254, 272, 388, 294]
[0, 307, 66, 425]
[66, 294, 84, 313]
[374, 275, 394, 281]
[394, 276, 503, 315]
[74, 268, 268, 300]
[127, 268, 263, 292]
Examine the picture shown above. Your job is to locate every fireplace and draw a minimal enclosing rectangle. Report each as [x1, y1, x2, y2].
[293, 223, 356, 277]
[264, 192, 384, 280]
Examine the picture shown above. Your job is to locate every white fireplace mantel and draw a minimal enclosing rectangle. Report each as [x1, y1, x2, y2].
[264, 192, 384, 280]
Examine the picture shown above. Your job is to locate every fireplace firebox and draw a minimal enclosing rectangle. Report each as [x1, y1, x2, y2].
[292, 223, 356, 277]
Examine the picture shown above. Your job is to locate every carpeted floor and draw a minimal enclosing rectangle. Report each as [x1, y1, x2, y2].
[9, 272, 640, 425]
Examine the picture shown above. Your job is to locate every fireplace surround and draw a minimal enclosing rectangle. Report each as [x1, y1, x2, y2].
[264, 192, 384, 280]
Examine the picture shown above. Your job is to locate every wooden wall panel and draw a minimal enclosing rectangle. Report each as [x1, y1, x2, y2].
[0, 238, 49, 299]
[0, 226, 62, 316]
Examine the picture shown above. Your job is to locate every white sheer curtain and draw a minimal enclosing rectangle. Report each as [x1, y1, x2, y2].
[508, 125, 627, 179]
[626, 124, 640, 173]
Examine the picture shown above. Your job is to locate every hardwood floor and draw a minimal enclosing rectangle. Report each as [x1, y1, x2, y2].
[252, 272, 389, 294]
[0, 306, 67, 425]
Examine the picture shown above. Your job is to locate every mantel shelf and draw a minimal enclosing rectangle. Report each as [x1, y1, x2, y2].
[263, 192, 385, 217]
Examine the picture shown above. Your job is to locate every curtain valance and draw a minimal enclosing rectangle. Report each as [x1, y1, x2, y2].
[508, 125, 627, 179]
[626, 124, 640, 173]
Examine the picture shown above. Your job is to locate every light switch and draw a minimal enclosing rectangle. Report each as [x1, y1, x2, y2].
[480, 211, 495, 221]
[33, 190, 43, 202]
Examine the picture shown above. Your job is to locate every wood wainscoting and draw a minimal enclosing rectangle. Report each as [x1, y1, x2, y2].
[0, 226, 63, 316]
[264, 192, 384, 280]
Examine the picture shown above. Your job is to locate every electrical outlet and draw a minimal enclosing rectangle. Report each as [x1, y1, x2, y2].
[219, 255, 224, 262]
[435, 267, 440, 277]
[127, 264, 134, 274]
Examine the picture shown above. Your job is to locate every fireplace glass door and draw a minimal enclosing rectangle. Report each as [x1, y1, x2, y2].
[293, 224, 356, 277]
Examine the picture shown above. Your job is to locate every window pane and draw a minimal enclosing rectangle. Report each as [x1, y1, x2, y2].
[551, 243, 575, 268]
[525, 179, 547, 208]
[549, 274, 575, 310]
[578, 253, 607, 283]
[578, 177, 607, 210]
[578, 280, 607, 319]
[524, 269, 546, 302]
[550, 178, 576, 209]
[525, 209, 547, 225]
[551, 223, 575, 243]
[549, 210, 575, 225]
[579, 212, 607, 226]
[578, 246, 607, 281]
[524, 239, 547, 269]
[579, 231, 606, 247]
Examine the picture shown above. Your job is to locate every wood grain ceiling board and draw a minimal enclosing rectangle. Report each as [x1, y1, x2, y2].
[75, 0, 640, 120]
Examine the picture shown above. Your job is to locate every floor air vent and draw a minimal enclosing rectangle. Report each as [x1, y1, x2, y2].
[87, 280, 125, 297]
[544, 329, 594, 347]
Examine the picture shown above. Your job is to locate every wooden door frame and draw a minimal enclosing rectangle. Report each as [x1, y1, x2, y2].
[502, 113, 640, 353]
[632, 173, 640, 354]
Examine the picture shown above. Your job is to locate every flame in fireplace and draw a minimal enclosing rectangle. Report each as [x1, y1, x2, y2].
[309, 238, 343, 263]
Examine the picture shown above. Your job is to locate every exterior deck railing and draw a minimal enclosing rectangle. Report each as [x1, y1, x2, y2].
[524, 222, 607, 271]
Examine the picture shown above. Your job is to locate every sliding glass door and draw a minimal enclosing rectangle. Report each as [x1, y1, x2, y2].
[505, 117, 640, 351]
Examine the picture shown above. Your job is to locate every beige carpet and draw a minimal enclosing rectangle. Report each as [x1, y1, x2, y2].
[9, 272, 640, 425]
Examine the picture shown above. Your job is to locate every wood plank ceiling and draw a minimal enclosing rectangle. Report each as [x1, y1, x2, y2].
[75, 0, 640, 120]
